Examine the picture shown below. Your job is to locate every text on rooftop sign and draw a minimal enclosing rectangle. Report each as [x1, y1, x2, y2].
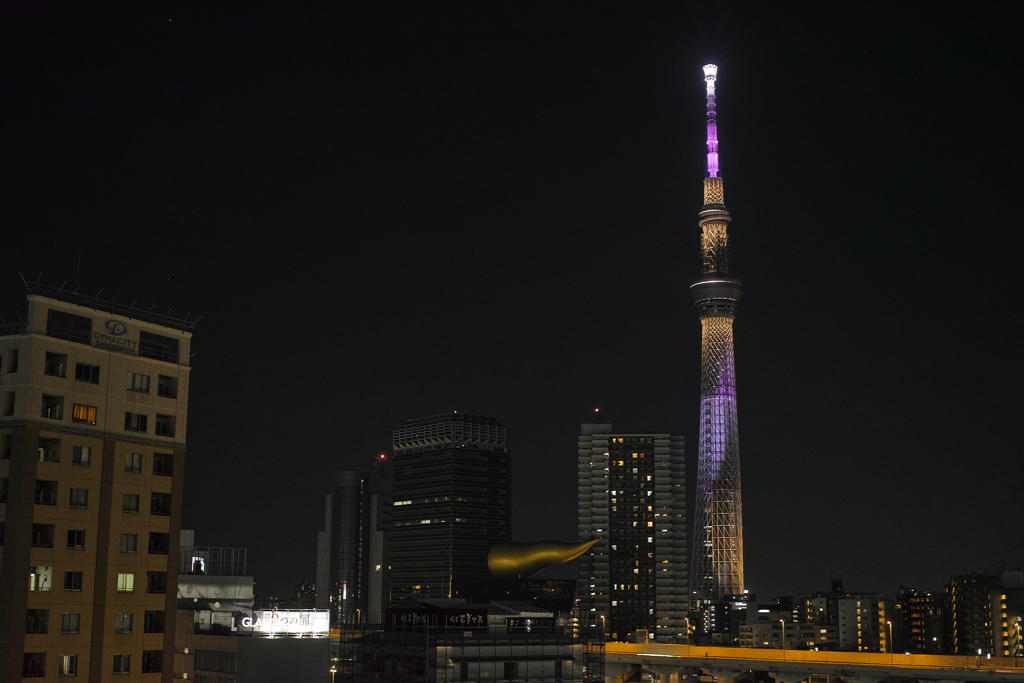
[94, 320, 136, 355]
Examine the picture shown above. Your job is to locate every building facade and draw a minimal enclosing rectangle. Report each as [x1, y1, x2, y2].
[350, 600, 583, 682]
[577, 422, 686, 642]
[0, 284, 193, 682]
[900, 587, 949, 654]
[990, 571, 1024, 657]
[390, 413, 511, 604]
[949, 573, 998, 655]
[317, 456, 392, 626]
[314, 499, 330, 611]
[689, 63, 746, 606]
[837, 595, 894, 653]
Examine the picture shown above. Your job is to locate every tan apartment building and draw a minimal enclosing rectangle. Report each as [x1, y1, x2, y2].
[0, 283, 193, 683]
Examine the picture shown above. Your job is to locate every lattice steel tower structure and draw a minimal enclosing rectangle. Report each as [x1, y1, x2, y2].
[690, 64, 745, 605]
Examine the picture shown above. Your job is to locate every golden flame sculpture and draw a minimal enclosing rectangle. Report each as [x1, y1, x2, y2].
[487, 539, 599, 578]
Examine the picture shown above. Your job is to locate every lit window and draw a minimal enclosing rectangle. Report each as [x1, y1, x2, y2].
[117, 573, 135, 593]
[58, 654, 78, 676]
[72, 404, 97, 425]
[29, 566, 53, 591]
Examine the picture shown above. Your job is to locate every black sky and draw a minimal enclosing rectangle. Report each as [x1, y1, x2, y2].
[2, 2, 1022, 600]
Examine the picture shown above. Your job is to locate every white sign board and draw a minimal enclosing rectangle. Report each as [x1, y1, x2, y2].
[240, 610, 329, 637]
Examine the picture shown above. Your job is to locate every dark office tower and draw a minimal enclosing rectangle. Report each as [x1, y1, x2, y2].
[390, 413, 511, 604]
[690, 64, 745, 605]
[314, 496, 330, 610]
[0, 284, 193, 682]
[322, 456, 392, 627]
[578, 423, 686, 642]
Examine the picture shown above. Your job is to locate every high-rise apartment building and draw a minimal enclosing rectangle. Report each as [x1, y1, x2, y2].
[990, 571, 1024, 657]
[899, 587, 948, 654]
[690, 63, 746, 604]
[837, 595, 894, 652]
[949, 572, 998, 655]
[390, 413, 510, 604]
[316, 456, 392, 626]
[0, 284, 193, 682]
[577, 423, 686, 642]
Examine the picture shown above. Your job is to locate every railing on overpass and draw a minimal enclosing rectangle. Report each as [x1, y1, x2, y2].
[604, 643, 1024, 673]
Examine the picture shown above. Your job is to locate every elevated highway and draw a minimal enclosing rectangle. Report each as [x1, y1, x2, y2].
[601, 643, 1024, 683]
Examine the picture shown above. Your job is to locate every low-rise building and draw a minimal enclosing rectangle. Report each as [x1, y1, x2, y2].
[349, 600, 584, 681]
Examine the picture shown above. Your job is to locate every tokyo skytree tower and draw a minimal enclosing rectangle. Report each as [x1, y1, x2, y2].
[690, 64, 745, 604]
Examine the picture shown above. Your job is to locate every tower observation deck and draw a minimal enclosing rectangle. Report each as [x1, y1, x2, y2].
[690, 64, 744, 604]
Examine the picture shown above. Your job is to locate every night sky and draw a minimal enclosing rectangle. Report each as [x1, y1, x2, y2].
[2, 3, 1022, 601]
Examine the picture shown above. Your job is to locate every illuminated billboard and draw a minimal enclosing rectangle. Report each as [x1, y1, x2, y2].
[239, 610, 329, 637]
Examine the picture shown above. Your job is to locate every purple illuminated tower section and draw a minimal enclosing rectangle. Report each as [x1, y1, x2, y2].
[690, 64, 745, 604]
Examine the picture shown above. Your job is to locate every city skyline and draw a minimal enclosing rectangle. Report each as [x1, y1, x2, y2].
[1, 4, 1022, 601]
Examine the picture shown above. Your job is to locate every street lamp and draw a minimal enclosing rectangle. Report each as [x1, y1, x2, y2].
[780, 619, 786, 659]
[887, 621, 893, 663]
[685, 617, 690, 647]
[329, 665, 336, 683]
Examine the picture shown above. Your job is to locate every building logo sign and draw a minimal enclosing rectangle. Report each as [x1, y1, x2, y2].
[105, 320, 127, 335]
[94, 320, 137, 355]
[239, 610, 329, 637]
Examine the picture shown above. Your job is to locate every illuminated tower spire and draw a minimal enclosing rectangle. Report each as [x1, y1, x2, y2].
[704, 63, 720, 179]
[690, 64, 745, 604]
